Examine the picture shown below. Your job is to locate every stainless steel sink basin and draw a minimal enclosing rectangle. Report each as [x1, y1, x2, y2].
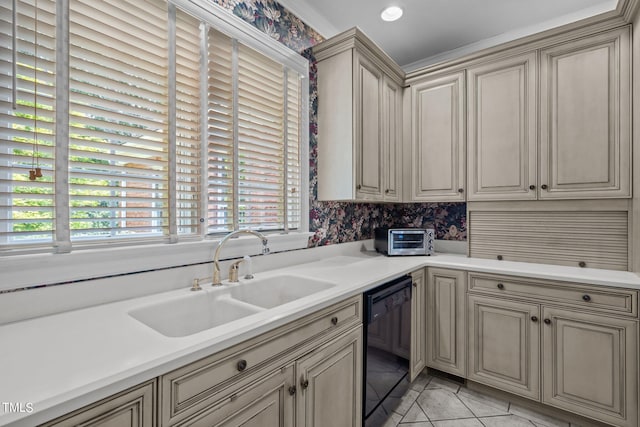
[228, 274, 337, 309]
[129, 293, 263, 337]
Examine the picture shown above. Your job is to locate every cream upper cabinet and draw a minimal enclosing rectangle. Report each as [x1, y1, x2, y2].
[382, 75, 403, 202]
[354, 52, 383, 199]
[467, 52, 538, 201]
[539, 26, 631, 199]
[426, 268, 466, 377]
[408, 71, 466, 201]
[314, 28, 404, 202]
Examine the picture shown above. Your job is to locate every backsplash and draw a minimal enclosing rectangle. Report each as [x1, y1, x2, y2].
[215, 0, 467, 246]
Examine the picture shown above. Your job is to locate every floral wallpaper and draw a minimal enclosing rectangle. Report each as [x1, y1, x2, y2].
[213, 0, 467, 246]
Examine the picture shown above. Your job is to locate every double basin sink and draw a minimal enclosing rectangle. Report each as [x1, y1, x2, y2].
[129, 274, 338, 337]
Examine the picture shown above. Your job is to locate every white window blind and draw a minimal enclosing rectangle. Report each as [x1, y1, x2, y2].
[0, 0, 307, 255]
[207, 28, 301, 234]
[68, 0, 169, 243]
[0, 0, 56, 249]
[175, 10, 202, 236]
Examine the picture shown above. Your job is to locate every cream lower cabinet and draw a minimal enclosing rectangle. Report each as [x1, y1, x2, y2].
[467, 295, 541, 400]
[409, 268, 426, 381]
[295, 328, 362, 427]
[426, 268, 466, 377]
[160, 296, 362, 427]
[40, 381, 156, 427]
[542, 308, 637, 427]
[467, 273, 638, 427]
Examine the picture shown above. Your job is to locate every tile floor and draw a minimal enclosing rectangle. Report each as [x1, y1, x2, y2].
[365, 372, 586, 427]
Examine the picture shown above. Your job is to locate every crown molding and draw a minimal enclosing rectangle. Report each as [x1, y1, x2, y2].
[312, 27, 405, 82]
[275, 0, 338, 38]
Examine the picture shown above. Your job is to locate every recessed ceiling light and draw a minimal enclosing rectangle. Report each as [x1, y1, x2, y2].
[381, 6, 403, 22]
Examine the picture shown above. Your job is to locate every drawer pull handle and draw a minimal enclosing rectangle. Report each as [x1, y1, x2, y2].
[497, 283, 504, 290]
[582, 294, 591, 302]
[237, 359, 247, 372]
[531, 316, 538, 322]
[288, 386, 297, 396]
[331, 316, 338, 325]
[544, 318, 551, 325]
[301, 379, 309, 389]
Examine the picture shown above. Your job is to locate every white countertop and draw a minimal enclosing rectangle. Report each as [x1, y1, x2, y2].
[1, 248, 639, 426]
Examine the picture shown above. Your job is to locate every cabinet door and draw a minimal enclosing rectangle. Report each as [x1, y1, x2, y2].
[178, 365, 295, 427]
[354, 52, 383, 200]
[539, 27, 631, 199]
[426, 268, 466, 377]
[542, 308, 638, 427]
[468, 295, 540, 400]
[409, 268, 426, 381]
[41, 381, 156, 427]
[382, 76, 403, 202]
[296, 327, 362, 427]
[410, 71, 465, 201]
[467, 52, 537, 201]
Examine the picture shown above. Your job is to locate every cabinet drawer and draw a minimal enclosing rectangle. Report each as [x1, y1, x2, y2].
[161, 295, 361, 425]
[468, 273, 637, 316]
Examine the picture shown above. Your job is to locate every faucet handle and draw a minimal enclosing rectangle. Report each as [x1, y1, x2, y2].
[228, 259, 244, 283]
[190, 278, 203, 291]
[243, 255, 254, 279]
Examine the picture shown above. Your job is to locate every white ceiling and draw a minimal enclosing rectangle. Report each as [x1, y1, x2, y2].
[277, 0, 618, 71]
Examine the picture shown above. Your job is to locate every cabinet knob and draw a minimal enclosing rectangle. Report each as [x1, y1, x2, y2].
[541, 184, 548, 190]
[497, 255, 503, 261]
[331, 316, 338, 325]
[288, 386, 297, 396]
[237, 359, 247, 372]
[301, 379, 309, 389]
[385, 189, 390, 194]
[356, 184, 362, 190]
[531, 316, 538, 322]
[497, 283, 504, 290]
[582, 294, 591, 302]
[544, 318, 551, 325]
[529, 185, 536, 190]
[457, 188, 464, 193]
[578, 261, 586, 268]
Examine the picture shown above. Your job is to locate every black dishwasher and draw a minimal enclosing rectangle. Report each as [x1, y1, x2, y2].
[363, 275, 412, 424]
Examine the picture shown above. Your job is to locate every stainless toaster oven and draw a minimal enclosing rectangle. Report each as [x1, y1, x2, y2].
[374, 228, 434, 256]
